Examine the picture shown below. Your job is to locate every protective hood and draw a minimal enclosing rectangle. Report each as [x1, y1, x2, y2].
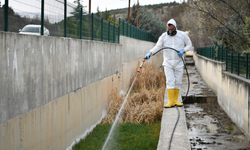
[167, 19, 177, 30]
[149, 18, 193, 68]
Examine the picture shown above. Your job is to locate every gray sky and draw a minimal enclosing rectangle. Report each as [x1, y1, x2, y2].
[0, 0, 181, 23]
[1, 0, 182, 13]
[72, 0, 182, 12]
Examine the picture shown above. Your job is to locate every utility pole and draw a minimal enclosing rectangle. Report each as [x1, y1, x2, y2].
[127, 0, 130, 23]
[136, 0, 139, 27]
[89, 0, 91, 14]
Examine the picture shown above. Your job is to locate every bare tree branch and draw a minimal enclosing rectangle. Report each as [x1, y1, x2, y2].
[219, 0, 245, 24]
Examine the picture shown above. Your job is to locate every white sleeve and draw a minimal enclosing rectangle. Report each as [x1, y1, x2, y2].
[183, 33, 193, 52]
[149, 34, 164, 54]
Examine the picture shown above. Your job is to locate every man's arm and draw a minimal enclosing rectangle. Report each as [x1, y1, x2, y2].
[149, 33, 164, 54]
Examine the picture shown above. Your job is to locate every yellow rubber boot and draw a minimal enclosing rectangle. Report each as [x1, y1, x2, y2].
[164, 89, 175, 108]
[174, 89, 183, 107]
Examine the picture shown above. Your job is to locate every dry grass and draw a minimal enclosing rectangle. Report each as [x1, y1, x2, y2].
[102, 64, 166, 124]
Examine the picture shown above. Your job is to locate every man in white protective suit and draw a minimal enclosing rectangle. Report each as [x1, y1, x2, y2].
[145, 19, 193, 108]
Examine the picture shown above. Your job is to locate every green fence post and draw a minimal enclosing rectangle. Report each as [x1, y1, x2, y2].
[209, 47, 211, 58]
[137, 28, 139, 39]
[226, 49, 228, 71]
[208, 47, 209, 58]
[91, 13, 93, 40]
[208, 47, 210, 58]
[126, 22, 128, 36]
[79, 7, 83, 39]
[119, 18, 121, 35]
[210, 46, 212, 59]
[222, 45, 224, 62]
[113, 24, 115, 43]
[118, 24, 120, 43]
[130, 24, 132, 37]
[205, 47, 207, 57]
[207, 47, 209, 58]
[133, 26, 135, 38]
[143, 31, 144, 40]
[144, 31, 145, 40]
[128, 24, 130, 37]
[132, 26, 134, 38]
[41, 0, 44, 35]
[101, 17, 103, 41]
[141, 30, 143, 40]
[231, 53, 233, 73]
[64, 0, 67, 37]
[247, 54, 249, 79]
[238, 53, 240, 76]
[108, 21, 110, 42]
[122, 20, 125, 36]
[142, 30, 143, 40]
[139, 30, 141, 40]
[4, 0, 9, 31]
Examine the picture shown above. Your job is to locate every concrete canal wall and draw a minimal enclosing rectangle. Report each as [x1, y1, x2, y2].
[194, 53, 250, 139]
[0, 31, 163, 150]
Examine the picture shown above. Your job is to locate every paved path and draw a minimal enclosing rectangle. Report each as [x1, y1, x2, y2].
[157, 90, 191, 150]
[157, 57, 199, 150]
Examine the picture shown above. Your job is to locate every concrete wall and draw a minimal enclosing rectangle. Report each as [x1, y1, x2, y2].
[193, 53, 250, 139]
[0, 32, 162, 150]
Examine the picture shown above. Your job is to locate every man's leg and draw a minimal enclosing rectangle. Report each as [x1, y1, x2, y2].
[174, 66, 184, 106]
[164, 66, 175, 108]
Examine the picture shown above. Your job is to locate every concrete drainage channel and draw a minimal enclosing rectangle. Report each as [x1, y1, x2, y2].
[182, 57, 250, 150]
[183, 97, 250, 150]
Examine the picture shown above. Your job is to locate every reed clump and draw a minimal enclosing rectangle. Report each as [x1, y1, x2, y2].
[102, 64, 166, 124]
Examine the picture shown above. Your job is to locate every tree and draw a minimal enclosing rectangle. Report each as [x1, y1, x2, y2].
[96, 6, 101, 17]
[62, 17, 77, 36]
[244, 17, 250, 53]
[71, 0, 86, 21]
[102, 8, 110, 20]
[183, 0, 250, 52]
[112, 14, 117, 23]
[107, 16, 119, 26]
[126, 4, 166, 39]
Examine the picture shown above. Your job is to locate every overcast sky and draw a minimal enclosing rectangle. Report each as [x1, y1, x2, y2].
[70, 0, 182, 12]
[1, 0, 182, 13]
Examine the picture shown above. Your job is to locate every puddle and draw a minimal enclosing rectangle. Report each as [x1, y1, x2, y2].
[185, 104, 250, 150]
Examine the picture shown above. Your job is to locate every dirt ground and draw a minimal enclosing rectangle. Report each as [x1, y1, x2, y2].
[199, 103, 243, 137]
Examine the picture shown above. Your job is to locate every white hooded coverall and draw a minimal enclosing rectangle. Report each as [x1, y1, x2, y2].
[149, 19, 193, 89]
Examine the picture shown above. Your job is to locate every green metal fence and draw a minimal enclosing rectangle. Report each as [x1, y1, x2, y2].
[2, 0, 156, 44]
[119, 19, 156, 42]
[196, 45, 250, 79]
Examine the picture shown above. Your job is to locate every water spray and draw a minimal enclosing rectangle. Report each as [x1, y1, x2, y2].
[102, 58, 146, 150]
[102, 47, 190, 150]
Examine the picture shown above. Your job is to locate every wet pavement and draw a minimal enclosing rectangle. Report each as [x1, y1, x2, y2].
[182, 57, 250, 150]
[185, 103, 250, 150]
